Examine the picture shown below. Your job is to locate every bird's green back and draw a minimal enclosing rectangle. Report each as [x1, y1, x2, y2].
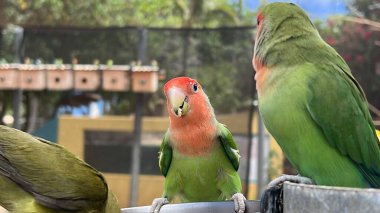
[0, 125, 120, 212]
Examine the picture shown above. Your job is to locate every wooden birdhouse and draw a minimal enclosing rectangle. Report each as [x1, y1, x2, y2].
[131, 66, 159, 93]
[101, 65, 131, 92]
[0, 64, 19, 90]
[46, 64, 73, 90]
[19, 64, 46, 90]
[73, 64, 100, 91]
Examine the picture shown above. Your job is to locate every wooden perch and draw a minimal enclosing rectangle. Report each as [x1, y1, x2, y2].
[343, 16, 380, 31]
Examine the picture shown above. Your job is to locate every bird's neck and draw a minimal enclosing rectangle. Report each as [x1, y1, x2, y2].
[254, 19, 319, 68]
[169, 106, 218, 156]
[254, 27, 327, 94]
[253, 57, 271, 93]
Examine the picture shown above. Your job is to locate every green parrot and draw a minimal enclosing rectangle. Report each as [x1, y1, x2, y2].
[149, 77, 246, 213]
[0, 125, 120, 213]
[253, 2, 380, 189]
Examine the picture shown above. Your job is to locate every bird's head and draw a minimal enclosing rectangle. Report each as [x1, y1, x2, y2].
[253, 2, 317, 70]
[164, 77, 214, 124]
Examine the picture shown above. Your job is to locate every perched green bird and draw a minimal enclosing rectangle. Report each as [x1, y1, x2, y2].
[0, 125, 120, 213]
[150, 77, 246, 213]
[253, 2, 380, 188]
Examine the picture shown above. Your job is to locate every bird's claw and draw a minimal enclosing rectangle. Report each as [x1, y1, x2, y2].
[261, 174, 313, 213]
[268, 174, 313, 188]
[231, 193, 246, 213]
[149, 197, 169, 213]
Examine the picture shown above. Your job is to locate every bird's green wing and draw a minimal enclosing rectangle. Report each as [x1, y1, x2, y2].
[217, 123, 240, 171]
[305, 62, 380, 187]
[159, 130, 172, 177]
[0, 125, 109, 211]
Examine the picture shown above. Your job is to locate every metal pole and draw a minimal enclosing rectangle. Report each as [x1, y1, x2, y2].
[12, 90, 22, 129]
[129, 27, 148, 207]
[256, 111, 266, 198]
[129, 93, 144, 207]
[138, 28, 148, 62]
[121, 200, 261, 213]
[0, 27, 3, 58]
[181, 29, 189, 76]
[12, 25, 24, 129]
[244, 83, 256, 197]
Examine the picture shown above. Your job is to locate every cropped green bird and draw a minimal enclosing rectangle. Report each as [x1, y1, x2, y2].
[253, 2, 380, 188]
[0, 125, 120, 212]
[150, 77, 245, 213]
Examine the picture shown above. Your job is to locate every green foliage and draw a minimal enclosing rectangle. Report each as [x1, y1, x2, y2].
[4, 0, 135, 26]
[177, 28, 255, 113]
[2, 0, 251, 27]
[189, 63, 239, 113]
[0, 26, 16, 62]
[23, 30, 138, 64]
[352, 0, 380, 21]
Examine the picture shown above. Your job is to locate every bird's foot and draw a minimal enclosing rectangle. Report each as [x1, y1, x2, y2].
[231, 193, 246, 213]
[149, 197, 169, 213]
[260, 174, 313, 213]
[267, 174, 313, 188]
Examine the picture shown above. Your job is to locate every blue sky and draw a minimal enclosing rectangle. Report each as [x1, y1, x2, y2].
[244, 0, 348, 20]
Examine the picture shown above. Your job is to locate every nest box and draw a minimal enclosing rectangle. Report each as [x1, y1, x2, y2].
[46, 64, 73, 90]
[0, 64, 19, 90]
[19, 64, 46, 90]
[131, 66, 159, 93]
[73, 65, 100, 91]
[101, 65, 131, 91]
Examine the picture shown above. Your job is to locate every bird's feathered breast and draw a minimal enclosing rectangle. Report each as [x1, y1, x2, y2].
[170, 120, 218, 156]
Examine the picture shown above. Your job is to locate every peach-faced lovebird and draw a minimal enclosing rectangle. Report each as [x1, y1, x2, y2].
[254, 2, 380, 190]
[150, 77, 246, 213]
[0, 125, 120, 212]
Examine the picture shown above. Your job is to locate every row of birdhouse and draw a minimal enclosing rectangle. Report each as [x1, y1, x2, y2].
[0, 64, 159, 93]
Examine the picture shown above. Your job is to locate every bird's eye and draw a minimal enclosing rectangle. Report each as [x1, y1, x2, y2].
[192, 83, 198, 93]
[257, 12, 263, 26]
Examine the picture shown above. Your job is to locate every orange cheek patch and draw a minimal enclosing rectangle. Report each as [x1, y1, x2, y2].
[253, 57, 269, 91]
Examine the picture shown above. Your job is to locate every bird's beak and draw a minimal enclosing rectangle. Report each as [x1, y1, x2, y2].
[168, 87, 189, 117]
